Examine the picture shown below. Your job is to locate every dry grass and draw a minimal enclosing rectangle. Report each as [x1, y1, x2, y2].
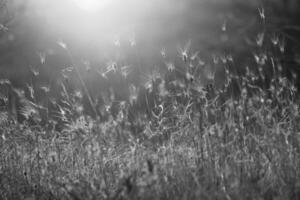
[1, 4, 300, 200]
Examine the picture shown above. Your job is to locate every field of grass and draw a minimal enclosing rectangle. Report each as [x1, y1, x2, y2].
[1, 4, 300, 200]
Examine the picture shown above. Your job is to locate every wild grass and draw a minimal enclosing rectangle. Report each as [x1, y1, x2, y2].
[1, 5, 300, 200]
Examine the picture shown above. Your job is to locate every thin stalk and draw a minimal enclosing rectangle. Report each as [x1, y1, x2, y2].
[63, 47, 99, 119]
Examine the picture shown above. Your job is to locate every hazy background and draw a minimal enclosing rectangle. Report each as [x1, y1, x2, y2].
[0, 0, 299, 91]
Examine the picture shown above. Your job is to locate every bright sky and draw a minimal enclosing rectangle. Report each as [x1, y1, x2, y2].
[72, 0, 112, 12]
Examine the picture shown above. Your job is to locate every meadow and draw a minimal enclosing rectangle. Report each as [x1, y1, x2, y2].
[1, 2, 300, 200]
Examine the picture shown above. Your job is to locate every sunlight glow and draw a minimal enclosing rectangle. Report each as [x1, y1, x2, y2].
[73, 0, 111, 12]
[28, 0, 171, 54]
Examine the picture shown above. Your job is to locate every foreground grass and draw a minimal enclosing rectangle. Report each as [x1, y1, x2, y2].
[1, 67, 300, 199]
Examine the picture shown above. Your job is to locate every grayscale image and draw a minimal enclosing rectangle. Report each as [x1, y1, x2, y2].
[0, 0, 300, 199]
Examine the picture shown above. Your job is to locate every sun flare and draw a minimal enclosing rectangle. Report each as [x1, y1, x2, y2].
[73, 0, 111, 12]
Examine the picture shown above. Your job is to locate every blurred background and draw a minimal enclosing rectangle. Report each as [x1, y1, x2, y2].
[0, 0, 300, 105]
